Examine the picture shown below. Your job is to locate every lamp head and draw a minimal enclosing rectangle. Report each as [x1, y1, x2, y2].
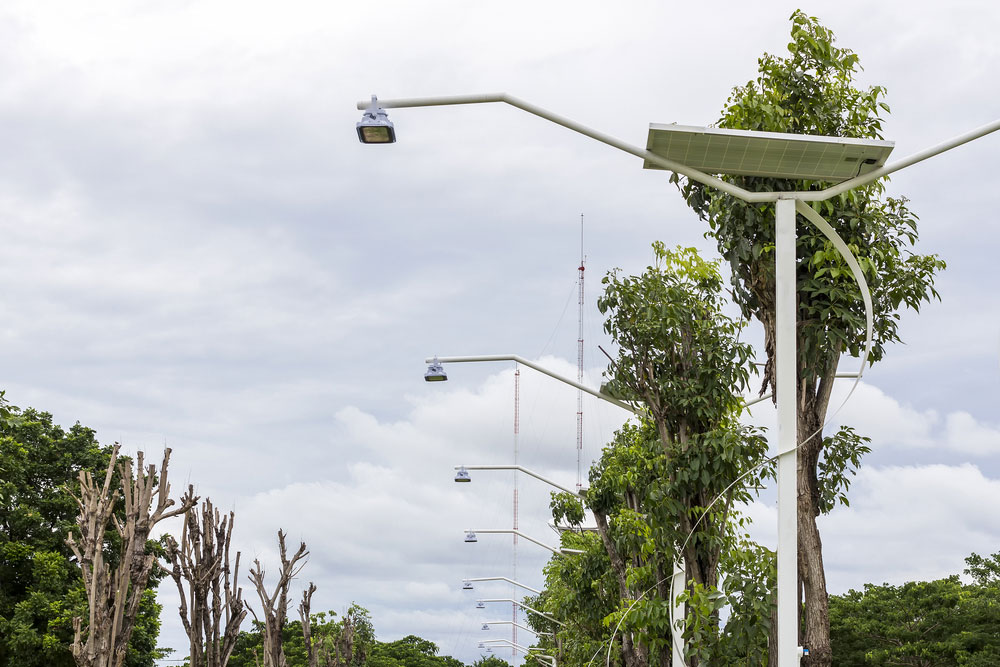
[482, 623, 489, 630]
[465, 530, 477, 543]
[357, 95, 396, 144]
[424, 357, 447, 382]
[454, 466, 471, 483]
[476, 601, 486, 609]
[462, 580, 474, 590]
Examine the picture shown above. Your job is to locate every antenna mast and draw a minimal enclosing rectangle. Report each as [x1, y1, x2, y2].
[512, 365, 520, 661]
[576, 215, 585, 490]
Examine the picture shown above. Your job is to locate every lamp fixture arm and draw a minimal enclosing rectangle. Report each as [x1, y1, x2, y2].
[426, 353, 638, 414]
[361, 93, 1000, 206]
[362, 93, 767, 203]
[467, 576, 543, 594]
[457, 464, 585, 497]
[477, 598, 567, 626]
[482, 620, 553, 636]
[469, 528, 583, 556]
[798, 115, 1000, 201]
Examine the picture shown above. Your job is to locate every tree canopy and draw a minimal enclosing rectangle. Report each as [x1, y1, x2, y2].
[0, 403, 167, 667]
[829, 552, 1000, 665]
[674, 11, 946, 664]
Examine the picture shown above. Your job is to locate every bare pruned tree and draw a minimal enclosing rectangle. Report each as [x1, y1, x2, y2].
[163, 488, 247, 667]
[67, 445, 197, 667]
[247, 530, 309, 667]
[299, 583, 320, 667]
[299, 585, 356, 667]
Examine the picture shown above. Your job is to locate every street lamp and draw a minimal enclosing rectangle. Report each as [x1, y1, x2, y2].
[483, 620, 553, 637]
[358, 90, 1000, 665]
[427, 352, 774, 411]
[477, 598, 566, 627]
[463, 576, 542, 594]
[454, 464, 586, 497]
[422, 353, 637, 414]
[466, 528, 584, 556]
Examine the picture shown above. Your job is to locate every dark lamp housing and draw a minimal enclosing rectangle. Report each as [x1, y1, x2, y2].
[357, 95, 396, 144]
[425, 357, 447, 382]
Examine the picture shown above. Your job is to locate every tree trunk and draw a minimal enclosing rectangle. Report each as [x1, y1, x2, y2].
[163, 491, 247, 667]
[68, 447, 197, 667]
[299, 584, 319, 667]
[797, 395, 832, 666]
[594, 509, 650, 667]
[247, 530, 309, 667]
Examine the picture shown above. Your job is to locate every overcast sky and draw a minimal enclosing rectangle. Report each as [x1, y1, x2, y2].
[2, 1, 999, 664]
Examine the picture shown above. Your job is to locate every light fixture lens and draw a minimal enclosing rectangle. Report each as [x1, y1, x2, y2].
[358, 124, 395, 144]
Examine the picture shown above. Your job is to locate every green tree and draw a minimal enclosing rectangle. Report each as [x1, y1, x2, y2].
[675, 11, 944, 664]
[829, 553, 1000, 665]
[471, 656, 511, 667]
[528, 245, 775, 666]
[368, 635, 464, 667]
[0, 404, 169, 667]
[597, 245, 772, 665]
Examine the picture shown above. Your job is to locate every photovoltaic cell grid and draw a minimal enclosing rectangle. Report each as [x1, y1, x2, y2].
[644, 124, 895, 181]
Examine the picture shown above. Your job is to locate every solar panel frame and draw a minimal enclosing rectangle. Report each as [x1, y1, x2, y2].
[644, 124, 895, 181]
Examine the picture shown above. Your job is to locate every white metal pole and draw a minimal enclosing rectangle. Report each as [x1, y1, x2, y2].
[775, 198, 799, 666]
[671, 559, 685, 667]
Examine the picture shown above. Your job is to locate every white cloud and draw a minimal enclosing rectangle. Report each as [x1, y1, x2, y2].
[1, 2, 999, 665]
[819, 463, 1000, 589]
[944, 411, 1000, 456]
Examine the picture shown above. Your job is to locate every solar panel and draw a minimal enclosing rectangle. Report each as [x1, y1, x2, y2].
[644, 124, 894, 181]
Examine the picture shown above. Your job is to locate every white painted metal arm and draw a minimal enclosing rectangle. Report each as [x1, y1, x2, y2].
[427, 353, 638, 414]
[467, 576, 542, 594]
[360, 93, 765, 203]
[477, 598, 566, 626]
[470, 529, 584, 555]
[800, 116, 1000, 201]
[483, 620, 553, 636]
[456, 464, 585, 497]
[362, 93, 1000, 207]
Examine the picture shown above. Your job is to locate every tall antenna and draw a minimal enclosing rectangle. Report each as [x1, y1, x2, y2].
[576, 214, 585, 490]
[512, 365, 520, 662]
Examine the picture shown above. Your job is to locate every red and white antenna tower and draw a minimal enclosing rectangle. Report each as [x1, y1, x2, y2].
[576, 215, 585, 490]
[512, 365, 520, 660]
